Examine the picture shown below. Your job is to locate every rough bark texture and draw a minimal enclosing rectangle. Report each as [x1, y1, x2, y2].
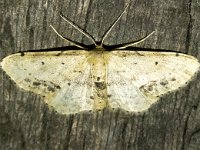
[0, 0, 200, 149]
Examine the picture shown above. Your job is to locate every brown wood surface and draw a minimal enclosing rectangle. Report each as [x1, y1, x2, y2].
[0, 0, 200, 149]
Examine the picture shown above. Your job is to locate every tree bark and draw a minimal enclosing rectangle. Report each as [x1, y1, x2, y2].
[0, 0, 200, 149]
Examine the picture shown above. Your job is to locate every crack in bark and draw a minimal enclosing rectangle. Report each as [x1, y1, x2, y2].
[185, 0, 192, 54]
[181, 93, 193, 150]
[105, 111, 113, 149]
[64, 115, 74, 149]
[187, 91, 200, 147]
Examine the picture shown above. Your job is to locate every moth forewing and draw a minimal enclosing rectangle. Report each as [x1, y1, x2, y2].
[105, 51, 200, 111]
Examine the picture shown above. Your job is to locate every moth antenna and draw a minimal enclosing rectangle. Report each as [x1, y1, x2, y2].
[60, 13, 97, 46]
[116, 31, 155, 49]
[101, 4, 129, 46]
[50, 25, 88, 49]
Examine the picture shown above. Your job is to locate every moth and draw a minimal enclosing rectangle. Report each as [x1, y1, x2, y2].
[1, 6, 199, 114]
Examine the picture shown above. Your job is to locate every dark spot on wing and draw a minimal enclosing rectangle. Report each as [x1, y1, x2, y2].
[95, 82, 106, 90]
[122, 54, 126, 57]
[31, 79, 60, 92]
[171, 77, 176, 81]
[55, 52, 62, 56]
[134, 62, 137, 65]
[140, 81, 157, 93]
[41, 62, 44, 65]
[62, 62, 65, 65]
[68, 83, 71, 86]
[97, 77, 100, 81]
[74, 70, 82, 73]
[116, 70, 125, 73]
[24, 78, 31, 82]
[97, 93, 101, 97]
[155, 61, 158, 65]
[46, 84, 60, 92]
[33, 81, 41, 86]
[160, 80, 168, 86]
[90, 96, 94, 99]
[55, 85, 61, 89]
[107, 94, 112, 98]
[20, 52, 25, 56]
[147, 85, 153, 91]
[176, 53, 179, 57]
[47, 86, 55, 92]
